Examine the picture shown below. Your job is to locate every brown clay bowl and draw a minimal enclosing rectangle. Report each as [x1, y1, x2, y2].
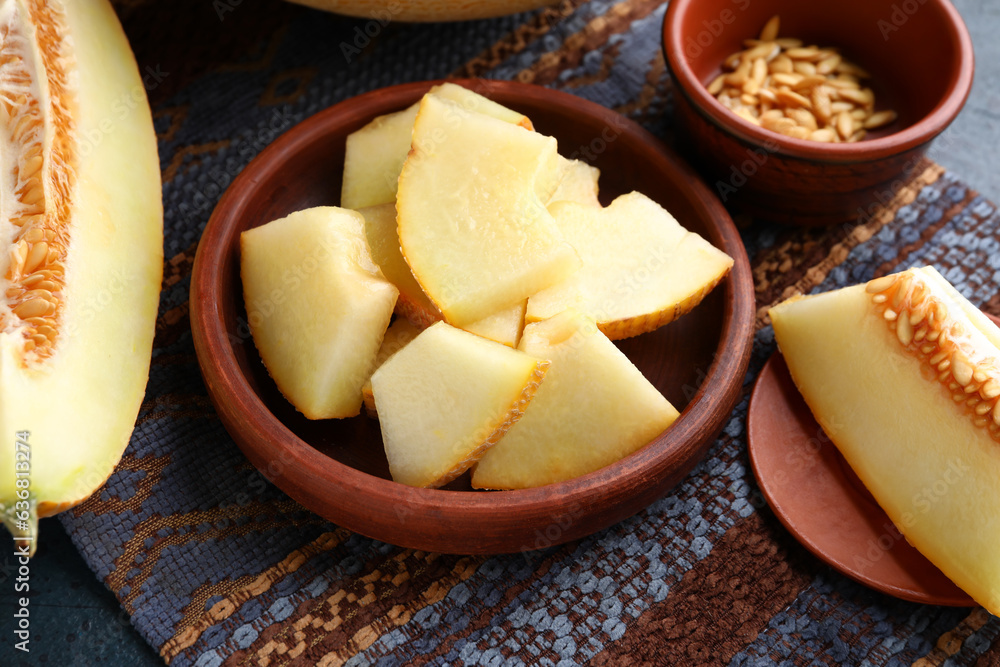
[285, 0, 555, 22]
[663, 0, 974, 226]
[190, 79, 755, 554]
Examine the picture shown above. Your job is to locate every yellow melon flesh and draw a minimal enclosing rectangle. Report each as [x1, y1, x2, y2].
[463, 299, 526, 348]
[526, 192, 733, 339]
[370, 321, 548, 488]
[0, 0, 162, 552]
[548, 158, 601, 208]
[770, 267, 1000, 614]
[240, 207, 398, 420]
[356, 202, 525, 346]
[472, 310, 679, 489]
[341, 82, 533, 210]
[397, 94, 579, 325]
[361, 317, 421, 417]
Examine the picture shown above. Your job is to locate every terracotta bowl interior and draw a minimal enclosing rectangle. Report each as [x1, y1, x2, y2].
[192, 80, 754, 553]
[665, 0, 973, 158]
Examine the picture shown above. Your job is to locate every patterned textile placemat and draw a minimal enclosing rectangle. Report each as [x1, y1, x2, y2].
[60, 1, 1000, 664]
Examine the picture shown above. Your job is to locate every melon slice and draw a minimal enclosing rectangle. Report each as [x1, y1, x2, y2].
[463, 299, 526, 349]
[240, 207, 398, 420]
[397, 94, 580, 325]
[361, 317, 421, 417]
[0, 0, 163, 552]
[370, 321, 548, 488]
[472, 310, 679, 489]
[356, 202, 525, 346]
[526, 192, 734, 339]
[548, 158, 601, 208]
[341, 82, 534, 210]
[769, 267, 1000, 614]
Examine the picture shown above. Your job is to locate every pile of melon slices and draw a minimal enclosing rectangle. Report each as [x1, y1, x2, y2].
[240, 83, 733, 490]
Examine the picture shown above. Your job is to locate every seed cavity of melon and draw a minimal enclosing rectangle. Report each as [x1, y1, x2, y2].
[0, 0, 75, 363]
[866, 270, 1000, 435]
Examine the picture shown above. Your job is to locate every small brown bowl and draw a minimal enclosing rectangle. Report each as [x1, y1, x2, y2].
[190, 79, 755, 554]
[663, 0, 974, 226]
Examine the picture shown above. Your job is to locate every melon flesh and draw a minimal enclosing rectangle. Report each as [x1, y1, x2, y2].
[370, 321, 548, 488]
[397, 94, 579, 325]
[526, 192, 733, 339]
[0, 0, 163, 552]
[240, 207, 398, 419]
[770, 267, 1000, 614]
[472, 309, 679, 489]
[361, 317, 421, 416]
[341, 82, 533, 210]
[356, 202, 525, 346]
[548, 158, 601, 208]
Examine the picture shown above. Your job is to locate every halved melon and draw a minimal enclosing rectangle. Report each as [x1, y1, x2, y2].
[397, 94, 579, 325]
[0, 0, 163, 552]
[241, 207, 398, 420]
[341, 82, 534, 210]
[472, 309, 679, 489]
[770, 267, 1000, 614]
[370, 321, 548, 488]
[526, 192, 733, 339]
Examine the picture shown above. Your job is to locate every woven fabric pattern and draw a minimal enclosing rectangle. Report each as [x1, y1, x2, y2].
[60, 1, 1000, 665]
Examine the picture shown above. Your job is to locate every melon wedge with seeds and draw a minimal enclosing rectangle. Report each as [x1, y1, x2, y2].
[356, 202, 525, 346]
[0, 0, 163, 553]
[371, 321, 548, 488]
[241, 207, 398, 420]
[526, 192, 733, 339]
[770, 266, 1000, 614]
[472, 309, 679, 489]
[397, 94, 579, 325]
[341, 82, 534, 210]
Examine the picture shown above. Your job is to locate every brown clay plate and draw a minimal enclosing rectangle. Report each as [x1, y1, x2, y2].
[748, 350, 978, 606]
[190, 79, 755, 554]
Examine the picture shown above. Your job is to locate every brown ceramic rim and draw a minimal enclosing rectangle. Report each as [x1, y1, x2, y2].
[190, 80, 755, 553]
[662, 0, 975, 163]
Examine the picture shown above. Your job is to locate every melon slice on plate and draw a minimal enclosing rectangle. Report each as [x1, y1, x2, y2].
[356, 202, 525, 346]
[0, 0, 162, 552]
[241, 207, 398, 420]
[371, 321, 548, 488]
[770, 266, 1000, 614]
[472, 310, 679, 489]
[526, 192, 733, 340]
[341, 82, 534, 210]
[361, 317, 421, 417]
[397, 94, 579, 325]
